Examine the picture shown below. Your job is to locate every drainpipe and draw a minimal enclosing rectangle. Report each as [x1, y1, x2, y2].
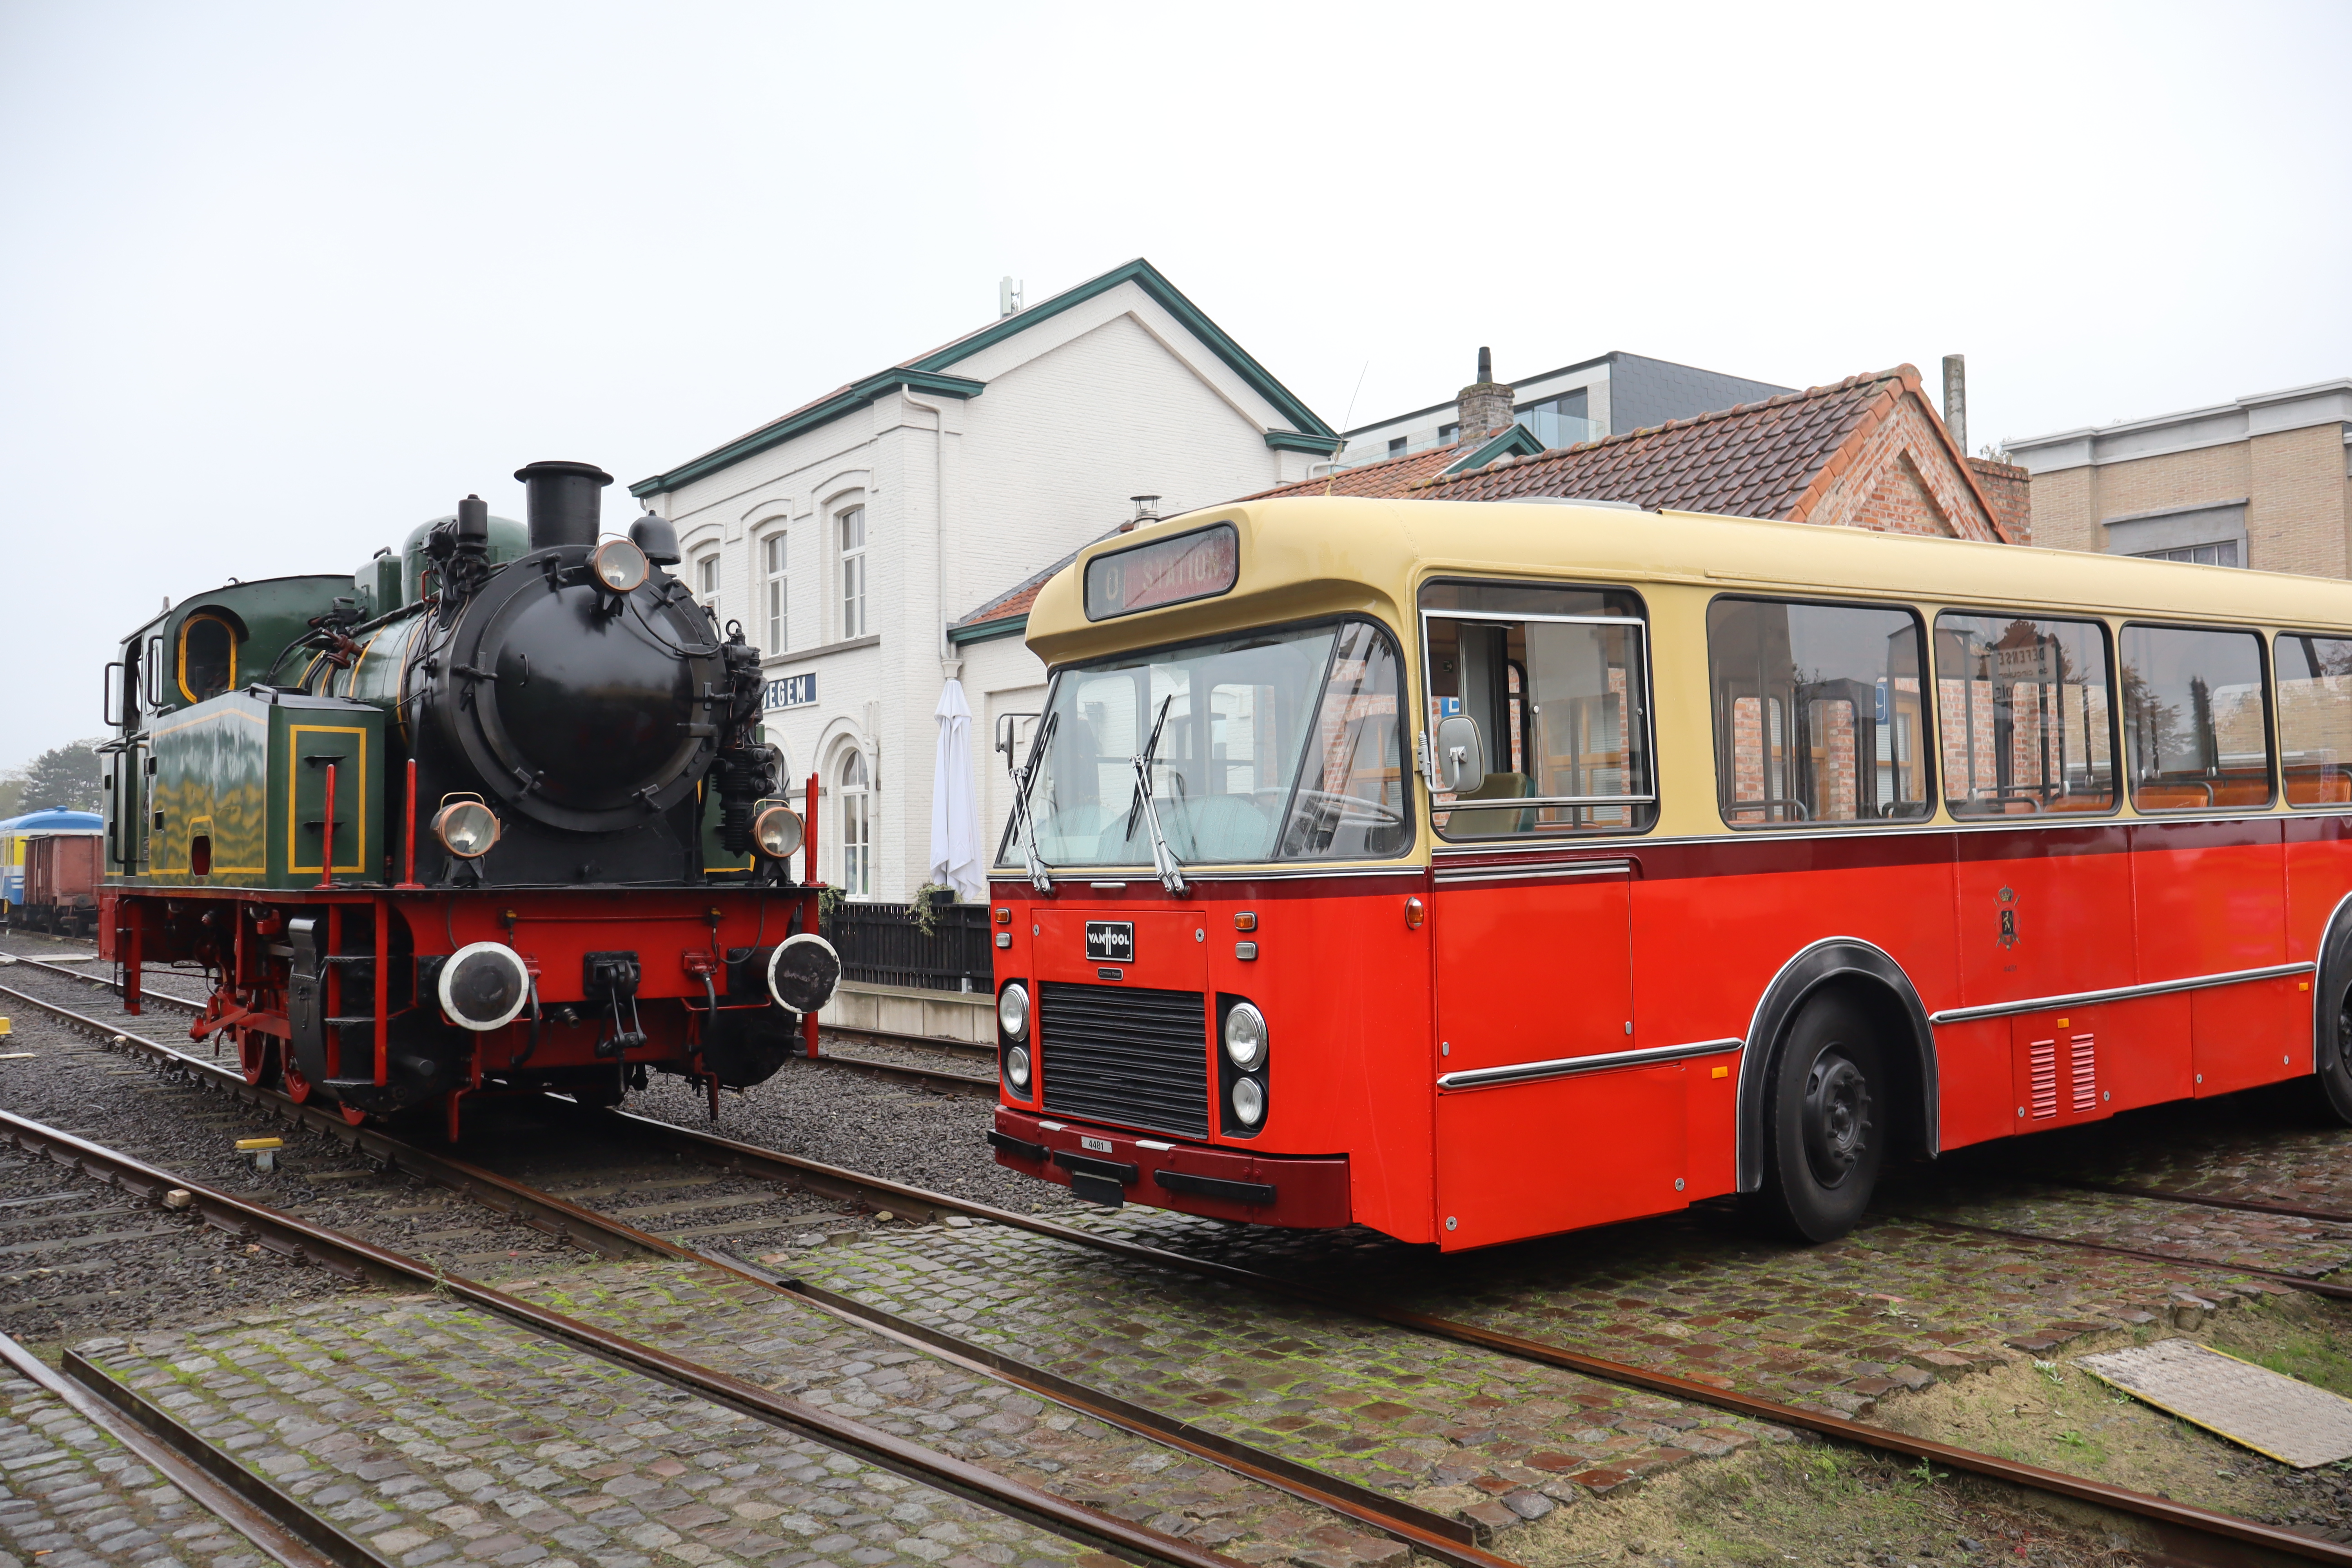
[900, 387, 954, 671]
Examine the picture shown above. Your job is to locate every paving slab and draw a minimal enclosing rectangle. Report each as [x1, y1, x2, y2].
[0, 1369, 228, 1568]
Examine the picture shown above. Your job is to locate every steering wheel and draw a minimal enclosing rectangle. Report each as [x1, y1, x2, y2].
[1288, 788, 1405, 827]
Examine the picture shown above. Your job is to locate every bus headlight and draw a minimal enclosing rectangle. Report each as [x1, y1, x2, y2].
[432, 800, 500, 858]
[752, 806, 804, 860]
[1223, 1002, 1267, 1070]
[1005, 1044, 1031, 1090]
[1230, 1076, 1265, 1126]
[998, 982, 1030, 1041]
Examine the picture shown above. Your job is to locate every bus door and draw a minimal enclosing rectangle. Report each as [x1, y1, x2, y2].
[1419, 588, 1677, 1249]
[2118, 625, 2292, 1099]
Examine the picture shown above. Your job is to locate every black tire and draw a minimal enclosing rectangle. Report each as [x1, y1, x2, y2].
[2312, 985, 2352, 1125]
[1748, 993, 1884, 1244]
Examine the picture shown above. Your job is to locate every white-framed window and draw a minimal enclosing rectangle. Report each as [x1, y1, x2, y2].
[838, 504, 867, 639]
[761, 531, 788, 652]
[838, 748, 872, 897]
[695, 554, 719, 610]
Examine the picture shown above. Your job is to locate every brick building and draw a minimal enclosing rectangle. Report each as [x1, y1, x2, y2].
[1250, 363, 2029, 544]
[2003, 379, 2352, 575]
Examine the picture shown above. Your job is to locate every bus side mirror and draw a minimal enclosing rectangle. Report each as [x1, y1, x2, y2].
[1434, 715, 1485, 794]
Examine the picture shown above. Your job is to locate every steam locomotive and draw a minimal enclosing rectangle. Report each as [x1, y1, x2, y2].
[96, 461, 840, 1136]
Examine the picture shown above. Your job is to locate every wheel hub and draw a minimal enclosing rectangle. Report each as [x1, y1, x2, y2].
[1802, 1049, 1872, 1187]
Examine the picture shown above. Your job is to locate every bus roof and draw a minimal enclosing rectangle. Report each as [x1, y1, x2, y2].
[1023, 497, 2352, 666]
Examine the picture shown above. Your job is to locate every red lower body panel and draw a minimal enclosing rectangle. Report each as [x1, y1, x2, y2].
[990, 1106, 1351, 1228]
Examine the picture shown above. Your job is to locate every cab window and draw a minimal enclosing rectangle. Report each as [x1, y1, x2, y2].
[2120, 624, 2271, 811]
[1420, 582, 1654, 838]
[1708, 597, 1930, 826]
[178, 613, 236, 702]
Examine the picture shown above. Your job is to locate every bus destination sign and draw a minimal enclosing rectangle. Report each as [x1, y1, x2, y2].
[1083, 523, 1238, 621]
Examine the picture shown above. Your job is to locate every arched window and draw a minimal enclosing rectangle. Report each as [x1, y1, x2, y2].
[838, 748, 872, 898]
[695, 554, 720, 610]
[760, 530, 788, 653]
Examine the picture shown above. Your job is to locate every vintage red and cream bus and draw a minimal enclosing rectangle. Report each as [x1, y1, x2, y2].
[982, 495, 2352, 1247]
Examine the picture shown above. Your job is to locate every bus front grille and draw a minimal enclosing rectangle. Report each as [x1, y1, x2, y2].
[1038, 982, 1209, 1138]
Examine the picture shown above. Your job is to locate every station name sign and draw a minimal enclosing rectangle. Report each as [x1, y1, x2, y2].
[765, 673, 817, 710]
[1083, 523, 1238, 621]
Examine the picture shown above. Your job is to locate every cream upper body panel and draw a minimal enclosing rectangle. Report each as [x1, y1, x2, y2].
[1012, 496, 2352, 871]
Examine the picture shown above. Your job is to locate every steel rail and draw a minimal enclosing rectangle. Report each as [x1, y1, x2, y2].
[583, 1110, 2352, 1567]
[0, 1110, 1250, 1568]
[0, 980, 1510, 1568]
[822, 1020, 994, 1060]
[1900, 1213, 2352, 1301]
[0, 1328, 342, 1568]
[15, 972, 2345, 1562]
[2029, 1174, 2352, 1228]
[1, 958, 998, 1098]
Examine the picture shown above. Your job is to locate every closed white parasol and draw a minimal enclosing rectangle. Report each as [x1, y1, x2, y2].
[927, 678, 987, 904]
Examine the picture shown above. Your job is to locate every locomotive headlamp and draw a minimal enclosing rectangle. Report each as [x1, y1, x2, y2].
[1005, 1044, 1032, 1090]
[766, 932, 842, 1014]
[432, 800, 501, 859]
[998, 982, 1031, 1041]
[1230, 1076, 1265, 1127]
[1223, 1001, 1267, 1070]
[589, 538, 650, 595]
[438, 942, 532, 1032]
[752, 805, 804, 860]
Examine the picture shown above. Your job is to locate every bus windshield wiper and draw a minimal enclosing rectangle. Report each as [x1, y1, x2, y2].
[1009, 709, 1058, 895]
[1124, 694, 1189, 897]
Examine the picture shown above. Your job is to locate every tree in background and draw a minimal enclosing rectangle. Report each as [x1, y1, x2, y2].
[10, 741, 103, 814]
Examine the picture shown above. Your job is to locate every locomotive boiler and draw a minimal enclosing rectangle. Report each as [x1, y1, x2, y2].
[97, 461, 839, 1135]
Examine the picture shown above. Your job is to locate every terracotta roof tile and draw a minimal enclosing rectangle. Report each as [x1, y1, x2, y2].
[1236, 442, 1470, 502]
[1407, 369, 1910, 518]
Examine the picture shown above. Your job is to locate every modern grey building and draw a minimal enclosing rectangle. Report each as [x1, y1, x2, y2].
[1334, 350, 1793, 470]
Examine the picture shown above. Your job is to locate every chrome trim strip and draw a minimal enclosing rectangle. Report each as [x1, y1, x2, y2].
[1434, 858, 1631, 886]
[1437, 1036, 1741, 1091]
[1929, 961, 2316, 1024]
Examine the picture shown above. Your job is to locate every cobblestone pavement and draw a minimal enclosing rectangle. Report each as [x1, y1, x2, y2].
[74, 1297, 1103, 1568]
[1, 1370, 233, 1568]
[509, 1261, 1519, 1563]
[779, 1223, 1785, 1519]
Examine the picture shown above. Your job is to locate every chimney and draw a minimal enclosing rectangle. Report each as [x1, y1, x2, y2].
[1942, 355, 1967, 454]
[1120, 494, 1161, 534]
[1455, 346, 1514, 445]
[513, 460, 613, 552]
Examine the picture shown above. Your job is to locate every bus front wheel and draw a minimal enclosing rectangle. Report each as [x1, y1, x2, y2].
[2313, 988, 2352, 1125]
[1750, 995, 1883, 1244]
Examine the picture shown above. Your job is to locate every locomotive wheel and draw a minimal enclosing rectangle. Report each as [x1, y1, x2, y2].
[238, 1033, 280, 1089]
[1747, 993, 1883, 1245]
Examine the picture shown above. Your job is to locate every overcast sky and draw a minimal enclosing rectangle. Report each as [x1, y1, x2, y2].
[4, 0, 2348, 767]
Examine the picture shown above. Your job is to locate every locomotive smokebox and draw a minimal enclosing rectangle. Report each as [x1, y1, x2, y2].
[515, 460, 613, 551]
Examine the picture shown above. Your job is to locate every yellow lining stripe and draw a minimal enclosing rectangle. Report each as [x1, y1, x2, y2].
[286, 725, 368, 875]
[174, 612, 239, 704]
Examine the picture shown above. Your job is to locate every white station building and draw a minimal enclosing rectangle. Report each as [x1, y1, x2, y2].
[630, 259, 1341, 908]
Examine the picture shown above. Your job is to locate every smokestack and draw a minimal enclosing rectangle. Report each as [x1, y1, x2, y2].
[1455, 346, 1514, 445]
[1942, 355, 1967, 454]
[513, 460, 613, 552]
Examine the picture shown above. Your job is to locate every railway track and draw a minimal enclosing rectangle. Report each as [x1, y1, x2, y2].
[4, 970, 2348, 1565]
[0, 951, 999, 1098]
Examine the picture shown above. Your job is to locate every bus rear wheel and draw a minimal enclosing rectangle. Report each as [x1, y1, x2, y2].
[1751, 995, 1883, 1244]
[2313, 987, 2352, 1125]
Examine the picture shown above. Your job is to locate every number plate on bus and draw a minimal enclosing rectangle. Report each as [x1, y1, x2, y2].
[1085, 921, 1135, 962]
[1081, 1136, 1114, 1154]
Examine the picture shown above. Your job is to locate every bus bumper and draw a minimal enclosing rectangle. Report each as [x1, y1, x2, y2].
[988, 1106, 1352, 1228]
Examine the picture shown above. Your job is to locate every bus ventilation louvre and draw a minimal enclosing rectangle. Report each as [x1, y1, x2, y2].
[1038, 982, 1210, 1138]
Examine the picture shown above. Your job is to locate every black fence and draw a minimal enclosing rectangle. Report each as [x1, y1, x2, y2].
[824, 897, 995, 993]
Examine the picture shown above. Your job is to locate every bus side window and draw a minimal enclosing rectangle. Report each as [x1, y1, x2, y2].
[1418, 583, 1654, 840]
[1933, 613, 2116, 816]
[2120, 624, 2272, 811]
[1707, 597, 1930, 826]
[2278, 635, 2352, 807]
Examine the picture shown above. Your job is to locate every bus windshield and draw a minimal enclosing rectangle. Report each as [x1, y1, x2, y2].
[1007, 618, 1409, 869]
